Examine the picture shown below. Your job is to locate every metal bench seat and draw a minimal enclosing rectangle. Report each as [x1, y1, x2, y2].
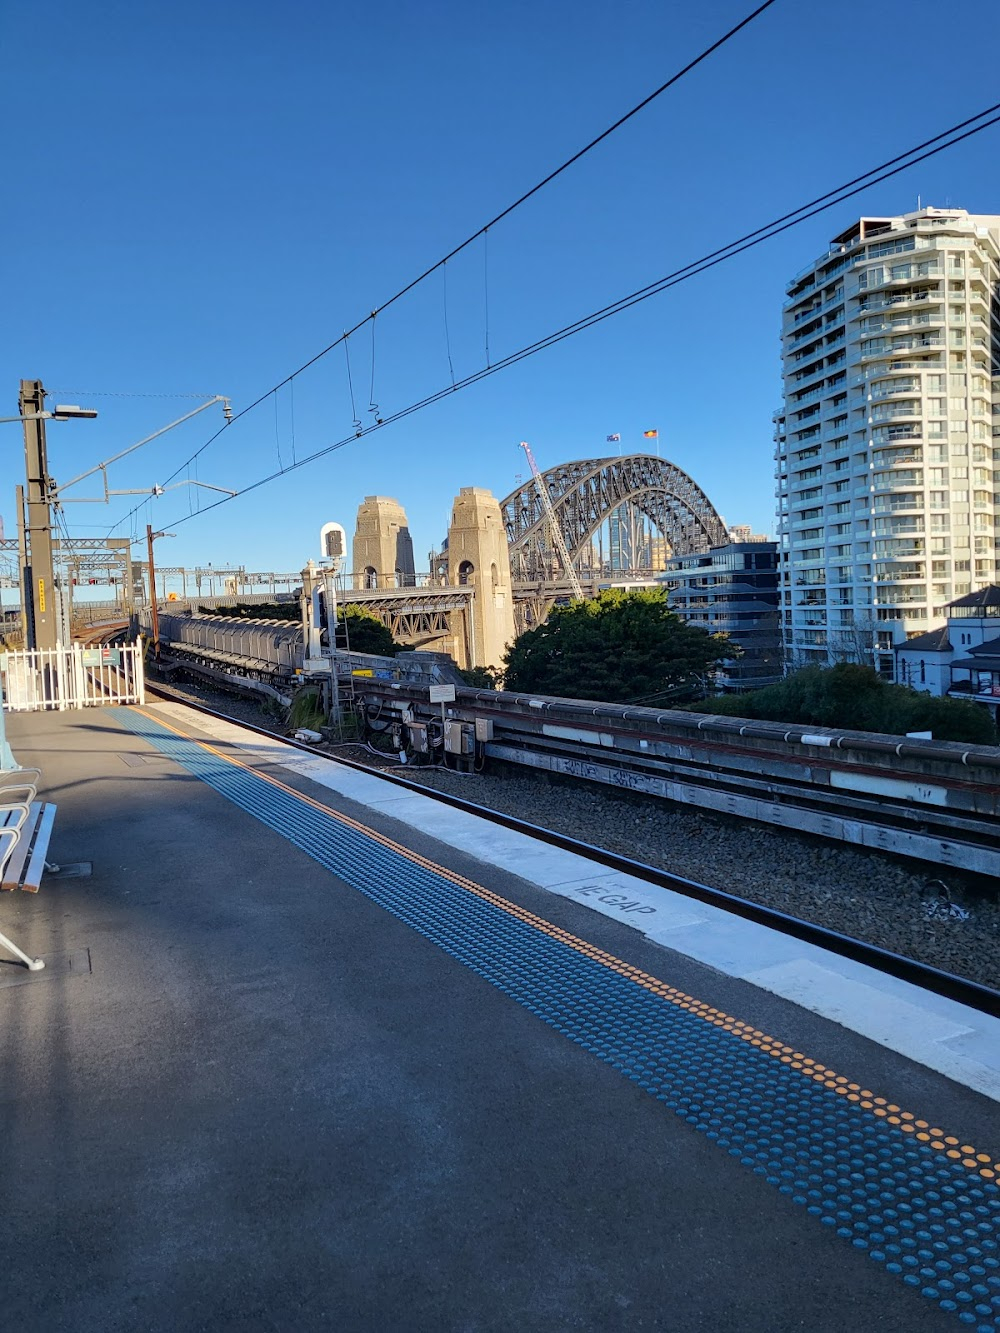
[0, 778, 57, 970]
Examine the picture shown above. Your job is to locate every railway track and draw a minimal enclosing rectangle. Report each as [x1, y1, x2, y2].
[130, 616, 1000, 879]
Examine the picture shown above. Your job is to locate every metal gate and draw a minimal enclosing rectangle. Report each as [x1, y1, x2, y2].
[0, 640, 145, 712]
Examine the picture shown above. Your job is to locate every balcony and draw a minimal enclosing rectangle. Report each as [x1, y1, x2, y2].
[875, 567, 925, 582]
[874, 543, 925, 558]
[871, 450, 922, 467]
[872, 492, 923, 507]
[869, 377, 920, 400]
[872, 426, 923, 444]
[873, 519, 924, 536]
[787, 323, 824, 349]
[858, 336, 943, 360]
[870, 403, 921, 422]
[854, 288, 940, 317]
[879, 264, 943, 285]
[873, 470, 922, 490]
[875, 589, 927, 605]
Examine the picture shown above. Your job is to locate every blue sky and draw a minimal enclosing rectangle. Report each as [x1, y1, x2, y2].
[3, 0, 999, 582]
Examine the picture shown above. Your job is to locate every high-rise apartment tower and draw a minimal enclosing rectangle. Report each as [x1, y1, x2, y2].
[775, 207, 1000, 676]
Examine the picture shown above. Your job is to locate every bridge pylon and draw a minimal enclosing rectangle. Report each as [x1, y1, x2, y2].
[447, 488, 516, 671]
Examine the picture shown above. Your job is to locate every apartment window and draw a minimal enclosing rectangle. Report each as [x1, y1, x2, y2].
[952, 466, 969, 480]
[949, 397, 967, 413]
[798, 487, 822, 501]
[832, 501, 851, 514]
[950, 440, 968, 455]
[927, 444, 947, 461]
[929, 491, 949, 508]
[954, 560, 970, 572]
[927, 398, 946, 415]
[929, 468, 948, 484]
[927, 374, 946, 392]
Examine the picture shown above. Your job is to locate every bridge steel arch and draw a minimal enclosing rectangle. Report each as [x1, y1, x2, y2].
[500, 453, 728, 585]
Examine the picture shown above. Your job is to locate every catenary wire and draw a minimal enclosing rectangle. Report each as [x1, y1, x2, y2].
[136, 102, 1000, 539]
[106, 1, 779, 535]
[111, 95, 1000, 542]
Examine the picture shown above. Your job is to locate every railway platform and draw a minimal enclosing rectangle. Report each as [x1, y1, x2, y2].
[2, 702, 999, 1332]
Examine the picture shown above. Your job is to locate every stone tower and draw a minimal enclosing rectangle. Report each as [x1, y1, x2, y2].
[447, 487, 516, 669]
[352, 496, 415, 590]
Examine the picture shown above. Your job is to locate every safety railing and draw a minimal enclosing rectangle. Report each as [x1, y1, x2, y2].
[0, 640, 145, 712]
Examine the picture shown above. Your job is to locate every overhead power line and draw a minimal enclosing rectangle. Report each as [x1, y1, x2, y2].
[139, 98, 1000, 541]
[108, 0, 779, 536]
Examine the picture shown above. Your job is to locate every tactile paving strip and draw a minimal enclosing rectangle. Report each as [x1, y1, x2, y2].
[115, 707, 1000, 1330]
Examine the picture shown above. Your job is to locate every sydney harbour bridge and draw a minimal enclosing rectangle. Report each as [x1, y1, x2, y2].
[500, 452, 727, 631]
[337, 450, 729, 657]
[61, 453, 730, 668]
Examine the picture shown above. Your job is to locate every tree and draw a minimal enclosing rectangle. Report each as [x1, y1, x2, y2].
[335, 605, 400, 657]
[459, 665, 501, 690]
[698, 662, 996, 745]
[502, 588, 737, 704]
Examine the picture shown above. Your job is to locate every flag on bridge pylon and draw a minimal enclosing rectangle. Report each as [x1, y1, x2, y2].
[606, 433, 620, 443]
[643, 429, 658, 439]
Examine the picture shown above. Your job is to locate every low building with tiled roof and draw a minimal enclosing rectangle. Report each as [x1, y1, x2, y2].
[894, 587, 1000, 719]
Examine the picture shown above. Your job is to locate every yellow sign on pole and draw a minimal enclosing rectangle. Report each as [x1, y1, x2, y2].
[351, 669, 374, 677]
[37, 578, 46, 613]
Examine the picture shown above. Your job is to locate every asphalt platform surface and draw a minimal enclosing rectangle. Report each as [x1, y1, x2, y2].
[1, 706, 998, 1333]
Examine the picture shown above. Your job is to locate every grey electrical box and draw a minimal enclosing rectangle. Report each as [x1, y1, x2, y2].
[444, 720, 474, 755]
[474, 717, 494, 742]
[408, 722, 429, 753]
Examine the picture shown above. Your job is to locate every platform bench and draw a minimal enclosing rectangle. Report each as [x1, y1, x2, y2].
[1, 772, 57, 969]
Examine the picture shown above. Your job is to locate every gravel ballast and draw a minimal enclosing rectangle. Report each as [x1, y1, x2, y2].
[151, 677, 1000, 991]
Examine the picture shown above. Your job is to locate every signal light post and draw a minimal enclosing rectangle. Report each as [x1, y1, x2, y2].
[4, 381, 99, 650]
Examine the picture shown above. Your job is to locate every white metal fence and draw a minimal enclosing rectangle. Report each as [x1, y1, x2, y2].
[0, 640, 145, 712]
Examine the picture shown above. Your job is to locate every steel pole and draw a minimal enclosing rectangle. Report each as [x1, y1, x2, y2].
[20, 380, 58, 649]
[15, 485, 33, 648]
[146, 524, 161, 663]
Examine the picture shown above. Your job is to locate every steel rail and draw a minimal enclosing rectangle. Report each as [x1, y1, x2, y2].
[140, 678, 1000, 1020]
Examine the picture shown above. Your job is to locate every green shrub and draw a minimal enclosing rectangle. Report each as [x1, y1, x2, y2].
[699, 663, 996, 745]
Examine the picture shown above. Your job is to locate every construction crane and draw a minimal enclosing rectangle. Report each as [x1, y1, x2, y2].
[520, 441, 584, 601]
